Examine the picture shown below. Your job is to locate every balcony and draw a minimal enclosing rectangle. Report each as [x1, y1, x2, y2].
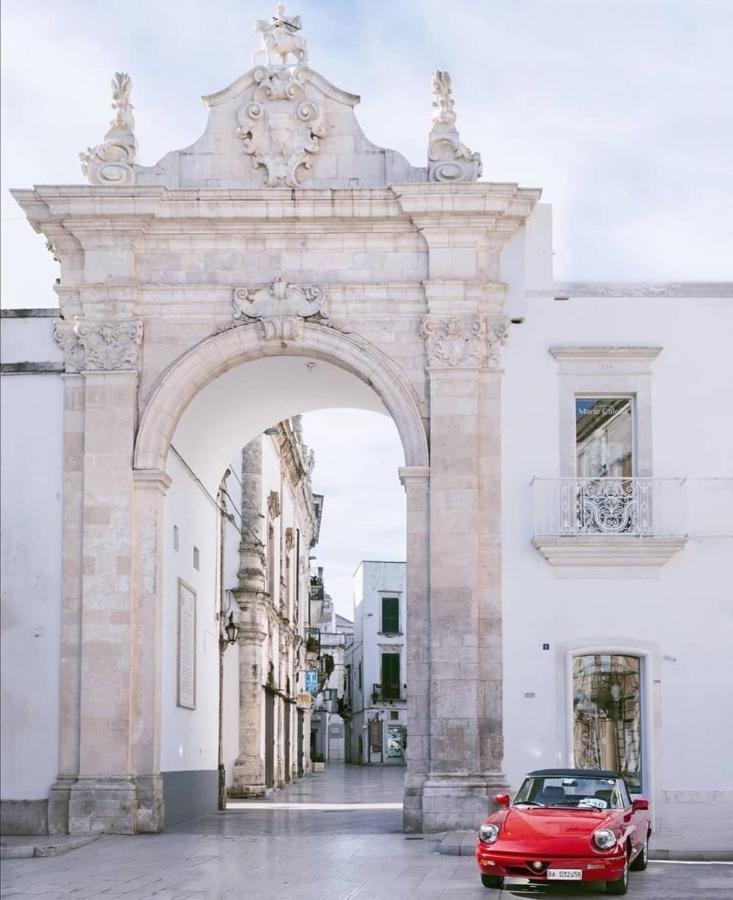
[372, 682, 403, 703]
[531, 477, 688, 572]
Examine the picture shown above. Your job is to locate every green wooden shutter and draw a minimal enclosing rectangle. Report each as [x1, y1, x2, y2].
[381, 596, 400, 633]
[381, 653, 400, 699]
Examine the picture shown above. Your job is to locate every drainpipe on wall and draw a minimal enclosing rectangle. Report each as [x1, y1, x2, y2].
[217, 484, 227, 812]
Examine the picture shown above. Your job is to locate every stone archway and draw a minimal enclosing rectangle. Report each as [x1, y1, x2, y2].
[131, 320, 430, 832]
[13, 6, 541, 834]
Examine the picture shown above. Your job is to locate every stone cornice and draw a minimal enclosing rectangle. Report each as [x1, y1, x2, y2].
[549, 346, 662, 361]
[203, 65, 360, 109]
[532, 535, 687, 570]
[550, 282, 733, 299]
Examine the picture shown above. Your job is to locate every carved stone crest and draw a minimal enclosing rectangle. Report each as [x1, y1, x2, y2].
[421, 315, 508, 369]
[80, 73, 138, 186]
[428, 70, 481, 183]
[233, 276, 327, 340]
[237, 65, 326, 188]
[54, 317, 143, 372]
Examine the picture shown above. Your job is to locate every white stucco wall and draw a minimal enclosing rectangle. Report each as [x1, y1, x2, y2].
[161, 451, 221, 774]
[501, 293, 733, 832]
[0, 369, 63, 799]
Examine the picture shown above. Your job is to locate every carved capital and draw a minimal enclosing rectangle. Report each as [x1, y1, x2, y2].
[233, 276, 327, 341]
[53, 317, 143, 373]
[421, 315, 508, 369]
[267, 490, 281, 520]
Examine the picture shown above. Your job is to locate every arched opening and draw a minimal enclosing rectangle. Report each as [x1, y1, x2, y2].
[132, 323, 430, 830]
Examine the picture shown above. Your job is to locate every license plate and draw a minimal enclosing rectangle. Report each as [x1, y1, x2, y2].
[547, 869, 583, 881]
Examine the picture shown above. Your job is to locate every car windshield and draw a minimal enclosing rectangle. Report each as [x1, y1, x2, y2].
[513, 776, 624, 810]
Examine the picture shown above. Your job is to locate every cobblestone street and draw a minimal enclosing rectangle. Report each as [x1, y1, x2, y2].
[2, 766, 732, 899]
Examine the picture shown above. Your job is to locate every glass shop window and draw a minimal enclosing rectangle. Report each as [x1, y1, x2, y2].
[575, 397, 634, 478]
[381, 596, 400, 634]
[572, 654, 642, 791]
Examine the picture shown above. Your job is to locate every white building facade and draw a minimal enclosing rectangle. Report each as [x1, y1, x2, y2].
[1, 4, 732, 853]
[308, 570, 353, 764]
[346, 562, 408, 767]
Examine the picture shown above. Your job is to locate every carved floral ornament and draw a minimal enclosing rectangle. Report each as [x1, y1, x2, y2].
[54, 317, 144, 373]
[233, 276, 328, 340]
[421, 315, 509, 369]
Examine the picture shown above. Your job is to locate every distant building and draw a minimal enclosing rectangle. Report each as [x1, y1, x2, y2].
[308, 568, 353, 763]
[345, 562, 407, 766]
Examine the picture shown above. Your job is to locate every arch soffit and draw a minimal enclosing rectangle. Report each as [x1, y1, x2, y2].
[134, 322, 429, 472]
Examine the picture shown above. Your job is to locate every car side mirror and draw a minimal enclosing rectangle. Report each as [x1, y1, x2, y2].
[632, 798, 649, 811]
[493, 793, 511, 808]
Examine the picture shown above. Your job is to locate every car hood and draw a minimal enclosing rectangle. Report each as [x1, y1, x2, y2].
[492, 807, 620, 855]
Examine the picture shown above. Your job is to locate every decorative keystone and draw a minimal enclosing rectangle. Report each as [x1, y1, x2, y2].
[233, 276, 327, 340]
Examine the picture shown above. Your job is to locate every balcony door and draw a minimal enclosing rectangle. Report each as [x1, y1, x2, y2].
[574, 397, 637, 534]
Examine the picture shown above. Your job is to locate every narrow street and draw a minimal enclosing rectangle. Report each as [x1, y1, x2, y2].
[2, 765, 732, 898]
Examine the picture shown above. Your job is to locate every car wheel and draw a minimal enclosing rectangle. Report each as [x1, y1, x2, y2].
[630, 832, 649, 871]
[481, 874, 503, 889]
[606, 859, 629, 895]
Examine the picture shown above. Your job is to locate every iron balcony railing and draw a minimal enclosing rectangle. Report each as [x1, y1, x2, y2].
[532, 477, 687, 537]
[372, 682, 402, 702]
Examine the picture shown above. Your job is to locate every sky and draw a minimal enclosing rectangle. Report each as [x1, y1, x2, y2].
[2, 0, 732, 614]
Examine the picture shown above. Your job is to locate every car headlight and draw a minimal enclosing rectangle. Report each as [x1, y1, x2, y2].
[479, 823, 500, 844]
[592, 828, 617, 850]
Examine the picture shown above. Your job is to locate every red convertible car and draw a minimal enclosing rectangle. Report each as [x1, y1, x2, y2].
[475, 769, 651, 895]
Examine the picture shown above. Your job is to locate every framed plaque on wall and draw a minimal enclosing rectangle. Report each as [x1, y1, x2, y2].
[177, 579, 197, 710]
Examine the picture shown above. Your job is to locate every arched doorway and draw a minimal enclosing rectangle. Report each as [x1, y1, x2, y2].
[132, 322, 429, 832]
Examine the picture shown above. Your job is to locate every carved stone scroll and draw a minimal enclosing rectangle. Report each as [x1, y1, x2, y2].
[428, 70, 481, 183]
[233, 276, 327, 340]
[80, 73, 138, 186]
[421, 315, 508, 369]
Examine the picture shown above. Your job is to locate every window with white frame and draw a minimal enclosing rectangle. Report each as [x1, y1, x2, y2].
[572, 653, 642, 791]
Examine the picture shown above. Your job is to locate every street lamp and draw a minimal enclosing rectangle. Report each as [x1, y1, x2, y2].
[220, 612, 239, 650]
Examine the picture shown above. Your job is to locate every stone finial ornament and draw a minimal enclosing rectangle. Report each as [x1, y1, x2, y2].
[80, 73, 138, 186]
[428, 70, 481, 183]
[255, 3, 308, 66]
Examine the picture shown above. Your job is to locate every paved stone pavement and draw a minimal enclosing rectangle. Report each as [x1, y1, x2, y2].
[2, 766, 732, 899]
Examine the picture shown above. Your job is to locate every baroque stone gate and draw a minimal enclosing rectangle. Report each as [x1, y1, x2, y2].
[13, 7, 540, 833]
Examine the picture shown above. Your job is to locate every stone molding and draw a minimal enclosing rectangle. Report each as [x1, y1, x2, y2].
[237, 65, 326, 187]
[233, 276, 327, 340]
[532, 535, 688, 570]
[421, 315, 508, 369]
[553, 281, 733, 299]
[398, 466, 431, 487]
[549, 345, 662, 364]
[132, 469, 173, 493]
[427, 71, 481, 183]
[53, 317, 143, 373]
[80, 73, 137, 187]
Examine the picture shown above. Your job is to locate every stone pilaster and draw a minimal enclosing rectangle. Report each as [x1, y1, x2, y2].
[419, 316, 509, 831]
[68, 369, 139, 834]
[49, 374, 85, 834]
[130, 468, 172, 832]
[230, 438, 268, 797]
[399, 466, 431, 832]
